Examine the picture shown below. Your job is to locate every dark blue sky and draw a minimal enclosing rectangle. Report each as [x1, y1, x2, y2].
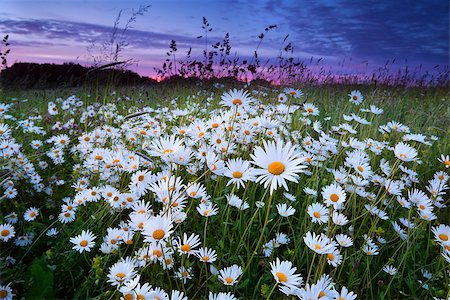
[0, 0, 448, 77]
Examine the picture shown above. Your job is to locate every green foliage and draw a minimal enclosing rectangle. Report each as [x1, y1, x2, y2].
[24, 257, 55, 299]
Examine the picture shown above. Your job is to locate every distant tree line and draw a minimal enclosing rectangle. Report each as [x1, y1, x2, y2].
[0, 62, 156, 89]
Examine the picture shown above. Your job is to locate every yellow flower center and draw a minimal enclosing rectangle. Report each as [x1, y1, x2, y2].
[124, 294, 133, 300]
[163, 149, 173, 154]
[0, 290, 7, 298]
[352, 95, 358, 100]
[232, 171, 243, 178]
[357, 165, 364, 172]
[268, 161, 285, 175]
[153, 249, 163, 257]
[444, 160, 450, 167]
[307, 108, 313, 113]
[80, 240, 88, 247]
[232, 98, 242, 105]
[276, 271, 288, 282]
[203, 210, 210, 216]
[152, 229, 165, 240]
[225, 277, 233, 284]
[439, 233, 449, 241]
[138, 175, 145, 182]
[330, 193, 340, 202]
[181, 244, 191, 252]
[95, 155, 103, 160]
[313, 211, 321, 218]
[327, 253, 335, 261]
[116, 272, 126, 279]
[1, 229, 10, 236]
[314, 244, 322, 250]
[202, 255, 210, 261]
[212, 123, 219, 128]
[319, 291, 326, 298]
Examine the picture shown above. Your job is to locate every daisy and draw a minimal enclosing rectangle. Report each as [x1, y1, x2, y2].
[333, 286, 357, 300]
[335, 234, 353, 247]
[208, 292, 237, 300]
[227, 194, 249, 210]
[0, 223, 15, 242]
[197, 202, 219, 217]
[383, 265, 398, 275]
[148, 135, 184, 159]
[394, 142, 417, 162]
[303, 103, 319, 116]
[195, 247, 217, 263]
[276, 203, 296, 217]
[270, 258, 303, 289]
[224, 158, 255, 188]
[284, 88, 303, 98]
[218, 265, 243, 286]
[348, 90, 363, 105]
[274, 232, 290, 246]
[59, 210, 76, 223]
[303, 187, 318, 197]
[142, 215, 173, 243]
[220, 89, 253, 108]
[46, 228, 59, 237]
[185, 182, 207, 199]
[432, 224, 450, 246]
[24, 207, 39, 222]
[307, 203, 329, 224]
[0, 283, 14, 300]
[107, 257, 137, 286]
[251, 139, 306, 194]
[176, 232, 201, 256]
[176, 266, 192, 284]
[277, 93, 287, 103]
[4, 213, 18, 224]
[303, 232, 335, 254]
[438, 154, 450, 168]
[363, 244, 379, 256]
[322, 184, 346, 209]
[326, 249, 343, 267]
[283, 192, 297, 202]
[171, 290, 188, 300]
[332, 211, 349, 226]
[70, 230, 96, 253]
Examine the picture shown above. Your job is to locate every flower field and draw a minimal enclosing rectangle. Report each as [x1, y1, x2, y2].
[0, 83, 449, 299]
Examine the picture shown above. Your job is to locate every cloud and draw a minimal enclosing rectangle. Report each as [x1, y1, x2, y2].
[0, 18, 206, 49]
[263, 0, 449, 66]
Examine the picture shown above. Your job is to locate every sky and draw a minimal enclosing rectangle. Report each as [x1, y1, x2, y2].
[0, 0, 448, 79]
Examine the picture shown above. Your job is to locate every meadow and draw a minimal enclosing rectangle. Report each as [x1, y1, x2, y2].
[0, 81, 449, 300]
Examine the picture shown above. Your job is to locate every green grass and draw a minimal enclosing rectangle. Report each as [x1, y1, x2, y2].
[0, 83, 449, 299]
